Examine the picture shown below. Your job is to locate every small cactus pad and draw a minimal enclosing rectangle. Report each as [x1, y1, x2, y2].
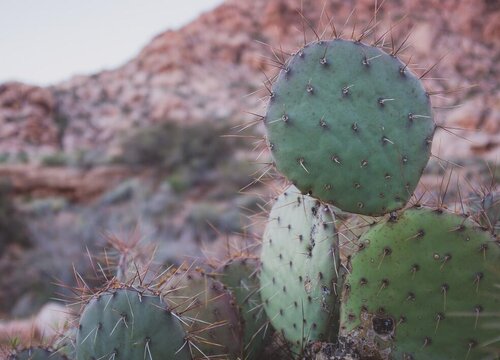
[214, 257, 270, 359]
[161, 269, 244, 359]
[341, 207, 500, 360]
[76, 287, 190, 360]
[7, 347, 68, 360]
[265, 39, 435, 216]
[260, 185, 341, 355]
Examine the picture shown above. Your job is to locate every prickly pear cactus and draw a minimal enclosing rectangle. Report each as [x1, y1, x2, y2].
[341, 207, 500, 360]
[265, 39, 435, 216]
[7, 347, 68, 359]
[76, 287, 190, 360]
[214, 257, 270, 359]
[260, 185, 341, 355]
[161, 269, 244, 359]
[468, 191, 499, 235]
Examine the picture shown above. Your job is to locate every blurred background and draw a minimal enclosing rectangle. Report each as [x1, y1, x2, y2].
[0, 0, 498, 345]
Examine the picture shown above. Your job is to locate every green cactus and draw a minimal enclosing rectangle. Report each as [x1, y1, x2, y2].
[76, 287, 190, 360]
[468, 191, 499, 235]
[341, 207, 500, 360]
[212, 257, 270, 359]
[160, 269, 244, 359]
[260, 185, 341, 355]
[265, 39, 435, 216]
[7, 347, 68, 360]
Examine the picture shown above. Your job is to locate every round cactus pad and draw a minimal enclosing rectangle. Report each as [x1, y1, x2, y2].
[265, 39, 435, 216]
[341, 208, 500, 359]
[76, 287, 190, 360]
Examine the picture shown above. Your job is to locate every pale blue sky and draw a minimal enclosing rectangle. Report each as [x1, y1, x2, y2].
[0, 0, 224, 85]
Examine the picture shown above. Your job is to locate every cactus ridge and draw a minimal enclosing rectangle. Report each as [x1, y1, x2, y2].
[341, 207, 500, 360]
[260, 185, 341, 355]
[213, 257, 270, 359]
[76, 286, 190, 360]
[265, 39, 435, 216]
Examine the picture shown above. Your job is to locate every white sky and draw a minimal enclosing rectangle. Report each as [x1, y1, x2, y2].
[0, 0, 224, 86]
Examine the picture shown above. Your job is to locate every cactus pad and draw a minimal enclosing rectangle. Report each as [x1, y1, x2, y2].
[341, 207, 500, 359]
[76, 287, 190, 360]
[7, 348, 68, 360]
[260, 185, 341, 355]
[265, 39, 435, 216]
[214, 257, 270, 359]
[161, 269, 244, 359]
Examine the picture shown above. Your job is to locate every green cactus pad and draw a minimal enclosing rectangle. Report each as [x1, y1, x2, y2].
[7, 347, 68, 360]
[341, 207, 500, 360]
[265, 39, 435, 216]
[260, 185, 341, 355]
[161, 269, 244, 359]
[76, 287, 190, 360]
[214, 257, 270, 359]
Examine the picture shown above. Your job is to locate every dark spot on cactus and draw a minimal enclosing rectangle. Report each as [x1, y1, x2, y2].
[311, 206, 318, 216]
[402, 155, 408, 164]
[306, 84, 314, 94]
[383, 247, 392, 256]
[319, 118, 328, 129]
[318, 272, 323, 280]
[381, 279, 389, 287]
[324, 184, 332, 191]
[361, 159, 368, 167]
[294, 301, 298, 307]
[385, 173, 392, 180]
[293, 323, 297, 329]
[399, 315, 407, 324]
[269, 238, 272, 245]
[422, 337, 432, 347]
[281, 114, 289, 123]
[389, 212, 398, 222]
[354, 182, 361, 189]
[372, 316, 394, 335]
[362, 56, 370, 66]
[399, 66, 406, 76]
[342, 86, 351, 97]
[436, 312, 445, 321]
[331, 154, 342, 165]
[272, 277, 276, 284]
[358, 243, 366, 250]
[279, 309, 283, 316]
[299, 276, 303, 282]
[308, 296, 312, 303]
[320, 57, 328, 66]
[425, 136, 433, 147]
[468, 340, 478, 349]
[479, 243, 488, 253]
[283, 285, 286, 293]
[377, 307, 386, 314]
[299, 234, 303, 242]
[360, 278, 368, 286]
[287, 224, 291, 231]
[279, 253, 283, 260]
[408, 113, 415, 122]
[360, 305, 368, 312]
[289, 260, 293, 267]
[265, 299, 269, 305]
[357, 202, 364, 209]
[312, 323, 317, 329]
[441, 283, 449, 293]
[351, 122, 359, 132]
[406, 292, 416, 301]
